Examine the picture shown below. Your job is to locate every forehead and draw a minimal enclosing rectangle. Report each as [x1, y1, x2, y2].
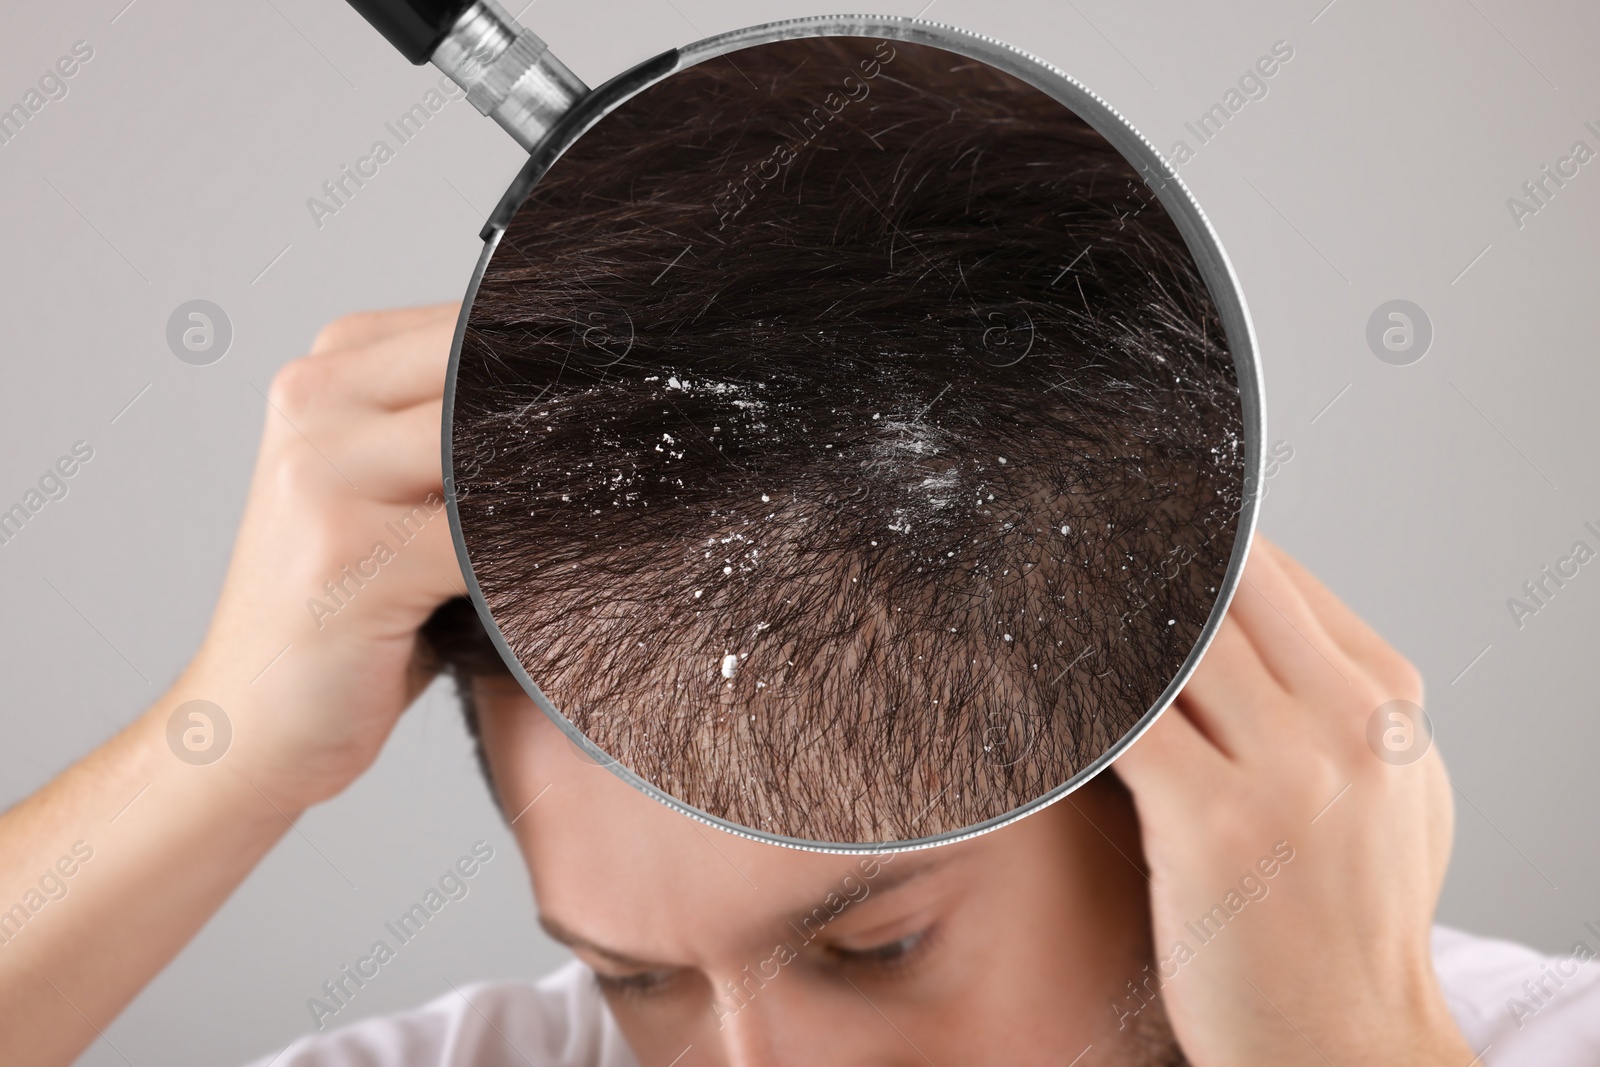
[477, 687, 988, 937]
[470, 683, 1155, 980]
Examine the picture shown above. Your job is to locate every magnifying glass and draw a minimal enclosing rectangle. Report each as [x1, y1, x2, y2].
[343, 0, 1263, 851]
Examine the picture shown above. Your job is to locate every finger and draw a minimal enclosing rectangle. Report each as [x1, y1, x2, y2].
[309, 303, 458, 356]
[388, 503, 471, 609]
[1172, 613, 1287, 759]
[1227, 543, 1362, 700]
[342, 498, 470, 640]
[1257, 538, 1420, 698]
[329, 317, 457, 412]
[1113, 700, 1229, 802]
[329, 400, 446, 502]
[278, 320, 455, 424]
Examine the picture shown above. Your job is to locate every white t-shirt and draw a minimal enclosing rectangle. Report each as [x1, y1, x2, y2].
[248, 926, 1600, 1067]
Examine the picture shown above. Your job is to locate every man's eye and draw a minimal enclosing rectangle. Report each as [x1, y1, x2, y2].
[830, 928, 933, 971]
[594, 968, 678, 997]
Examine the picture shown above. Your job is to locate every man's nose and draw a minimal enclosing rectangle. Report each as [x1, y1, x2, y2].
[705, 974, 790, 1067]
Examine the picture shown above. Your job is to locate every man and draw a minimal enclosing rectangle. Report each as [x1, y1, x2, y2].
[4, 40, 1598, 1062]
[0, 307, 1595, 1064]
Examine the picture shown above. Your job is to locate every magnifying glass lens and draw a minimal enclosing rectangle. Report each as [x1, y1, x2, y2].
[452, 37, 1245, 846]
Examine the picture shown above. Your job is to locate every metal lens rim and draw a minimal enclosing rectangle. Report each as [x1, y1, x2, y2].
[439, 14, 1266, 854]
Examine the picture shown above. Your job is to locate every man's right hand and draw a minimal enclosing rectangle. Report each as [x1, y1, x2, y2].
[0, 305, 466, 1066]
[182, 303, 465, 812]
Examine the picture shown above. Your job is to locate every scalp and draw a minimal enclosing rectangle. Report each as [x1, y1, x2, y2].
[436, 38, 1243, 843]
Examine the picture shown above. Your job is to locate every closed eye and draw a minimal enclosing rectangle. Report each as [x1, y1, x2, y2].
[828, 927, 934, 972]
[593, 967, 680, 998]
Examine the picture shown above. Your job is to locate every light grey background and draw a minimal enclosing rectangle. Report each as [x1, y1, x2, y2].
[1, 0, 1595, 1063]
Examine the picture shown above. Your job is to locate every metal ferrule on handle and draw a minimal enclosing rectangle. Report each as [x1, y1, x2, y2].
[345, 0, 589, 151]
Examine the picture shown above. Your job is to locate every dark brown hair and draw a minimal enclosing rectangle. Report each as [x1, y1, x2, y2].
[423, 37, 1242, 843]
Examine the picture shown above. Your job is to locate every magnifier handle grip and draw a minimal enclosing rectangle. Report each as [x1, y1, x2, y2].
[343, 0, 587, 152]
[344, 0, 475, 64]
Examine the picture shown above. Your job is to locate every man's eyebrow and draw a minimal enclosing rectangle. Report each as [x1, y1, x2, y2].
[858, 853, 957, 894]
[538, 914, 669, 970]
[784, 851, 963, 926]
[540, 854, 963, 964]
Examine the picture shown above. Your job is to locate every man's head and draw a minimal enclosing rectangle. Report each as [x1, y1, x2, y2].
[442, 37, 1243, 842]
[471, 675, 1186, 1066]
[414, 36, 1238, 1063]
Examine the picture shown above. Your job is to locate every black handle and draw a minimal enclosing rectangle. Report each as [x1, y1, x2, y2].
[344, 0, 476, 64]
